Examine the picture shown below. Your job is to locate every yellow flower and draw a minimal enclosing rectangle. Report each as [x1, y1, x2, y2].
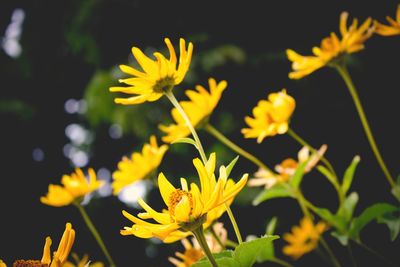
[41, 168, 104, 207]
[110, 38, 193, 105]
[120, 153, 248, 243]
[287, 12, 374, 79]
[159, 78, 227, 143]
[112, 135, 168, 194]
[242, 89, 295, 143]
[168, 223, 227, 267]
[283, 217, 327, 260]
[0, 260, 6, 267]
[375, 4, 400, 36]
[63, 253, 104, 267]
[11, 223, 75, 267]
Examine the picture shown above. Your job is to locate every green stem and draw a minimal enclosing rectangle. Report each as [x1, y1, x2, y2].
[334, 64, 395, 188]
[225, 239, 239, 248]
[296, 189, 312, 219]
[225, 204, 243, 244]
[204, 123, 273, 172]
[347, 242, 358, 267]
[193, 226, 219, 267]
[320, 237, 342, 267]
[209, 225, 226, 250]
[165, 91, 207, 163]
[270, 257, 294, 267]
[75, 203, 116, 267]
[352, 239, 396, 267]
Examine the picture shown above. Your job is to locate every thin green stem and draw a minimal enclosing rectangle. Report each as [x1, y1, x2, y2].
[296, 189, 312, 219]
[347, 242, 358, 267]
[334, 64, 395, 188]
[320, 237, 342, 267]
[75, 203, 116, 267]
[205, 123, 272, 172]
[209, 225, 226, 250]
[225, 239, 239, 248]
[352, 239, 397, 267]
[225, 204, 243, 244]
[165, 91, 207, 163]
[270, 257, 294, 267]
[193, 226, 219, 267]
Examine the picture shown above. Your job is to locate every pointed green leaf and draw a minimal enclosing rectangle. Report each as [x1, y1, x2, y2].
[226, 156, 239, 177]
[257, 217, 278, 262]
[317, 165, 338, 188]
[336, 192, 359, 223]
[314, 207, 346, 231]
[331, 231, 349, 246]
[289, 160, 307, 188]
[171, 137, 198, 149]
[342, 156, 360, 195]
[266, 217, 278, 235]
[233, 235, 279, 267]
[377, 211, 400, 241]
[192, 251, 239, 267]
[252, 184, 293, 206]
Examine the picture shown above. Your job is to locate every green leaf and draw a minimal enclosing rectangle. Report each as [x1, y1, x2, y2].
[266, 217, 278, 235]
[252, 184, 293, 206]
[289, 161, 307, 189]
[349, 203, 398, 239]
[317, 165, 338, 189]
[342, 156, 360, 195]
[171, 137, 198, 149]
[233, 235, 279, 267]
[331, 231, 349, 246]
[192, 251, 239, 267]
[257, 217, 278, 262]
[377, 211, 400, 241]
[226, 156, 240, 177]
[314, 207, 345, 231]
[337, 192, 359, 223]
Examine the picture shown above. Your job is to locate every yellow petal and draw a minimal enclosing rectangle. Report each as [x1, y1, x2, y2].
[158, 173, 176, 207]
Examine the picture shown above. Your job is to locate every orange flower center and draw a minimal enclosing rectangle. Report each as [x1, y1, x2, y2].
[12, 260, 48, 267]
[169, 189, 193, 217]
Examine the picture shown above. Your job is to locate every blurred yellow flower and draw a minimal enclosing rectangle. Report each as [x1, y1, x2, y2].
[375, 4, 400, 36]
[40, 169, 103, 207]
[169, 223, 227, 267]
[283, 217, 327, 259]
[110, 38, 193, 105]
[0, 260, 6, 267]
[159, 78, 227, 143]
[63, 253, 104, 267]
[242, 89, 295, 143]
[112, 135, 168, 194]
[287, 12, 374, 79]
[120, 153, 248, 243]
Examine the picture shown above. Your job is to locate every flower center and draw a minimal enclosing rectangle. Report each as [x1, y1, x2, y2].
[183, 248, 204, 265]
[169, 189, 193, 217]
[153, 76, 175, 93]
[12, 260, 48, 267]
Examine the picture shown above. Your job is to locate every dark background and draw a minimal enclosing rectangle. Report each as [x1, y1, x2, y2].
[1, 0, 399, 266]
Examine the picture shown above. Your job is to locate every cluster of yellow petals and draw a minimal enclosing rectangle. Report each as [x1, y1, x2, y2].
[112, 135, 168, 194]
[63, 254, 104, 267]
[287, 12, 374, 79]
[375, 4, 400, 36]
[40, 168, 104, 207]
[159, 78, 227, 143]
[242, 89, 295, 143]
[283, 217, 327, 259]
[110, 38, 193, 105]
[120, 153, 248, 243]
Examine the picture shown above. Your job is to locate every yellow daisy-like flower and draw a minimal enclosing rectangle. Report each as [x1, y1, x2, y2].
[159, 78, 227, 143]
[112, 135, 168, 194]
[242, 89, 295, 143]
[109, 38, 193, 105]
[40, 168, 104, 207]
[287, 12, 374, 79]
[11, 223, 75, 267]
[63, 253, 104, 267]
[168, 223, 227, 267]
[375, 4, 400, 36]
[283, 217, 327, 260]
[120, 153, 248, 243]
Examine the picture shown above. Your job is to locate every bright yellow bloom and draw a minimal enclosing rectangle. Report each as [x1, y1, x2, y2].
[110, 38, 193, 105]
[112, 135, 168, 194]
[287, 12, 374, 79]
[159, 78, 227, 143]
[0, 260, 6, 267]
[375, 4, 400, 36]
[40, 168, 104, 207]
[242, 89, 295, 143]
[168, 223, 227, 267]
[120, 153, 248, 243]
[63, 253, 104, 267]
[283, 217, 327, 259]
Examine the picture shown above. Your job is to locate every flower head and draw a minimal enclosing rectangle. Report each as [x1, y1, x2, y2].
[159, 78, 227, 143]
[120, 153, 248, 243]
[375, 4, 400, 36]
[110, 38, 193, 105]
[287, 12, 374, 79]
[242, 89, 295, 143]
[112, 135, 168, 194]
[41, 169, 104, 207]
[283, 217, 327, 259]
[63, 253, 104, 267]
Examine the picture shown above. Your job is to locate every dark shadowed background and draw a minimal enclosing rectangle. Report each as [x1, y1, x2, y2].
[1, 0, 399, 266]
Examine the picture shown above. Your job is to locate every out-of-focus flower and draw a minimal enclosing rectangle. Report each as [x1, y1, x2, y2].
[120, 153, 248, 243]
[159, 78, 227, 143]
[242, 89, 295, 143]
[110, 38, 193, 105]
[41, 169, 104, 207]
[283, 217, 327, 259]
[0, 260, 6, 267]
[63, 253, 104, 267]
[112, 135, 168, 194]
[168, 223, 227, 267]
[375, 4, 400, 36]
[248, 145, 327, 189]
[287, 12, 374, 79]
